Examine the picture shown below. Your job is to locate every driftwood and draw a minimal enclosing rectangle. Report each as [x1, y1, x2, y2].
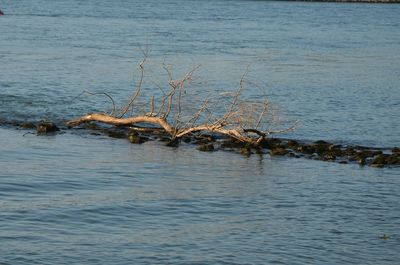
[67, 58, 296, 146]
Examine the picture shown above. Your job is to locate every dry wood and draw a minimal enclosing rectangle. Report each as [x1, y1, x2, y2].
[67, 60, 296, 145]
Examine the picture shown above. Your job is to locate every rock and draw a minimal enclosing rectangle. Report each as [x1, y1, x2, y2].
[270, 147, 288, 156]
[20, 122, 36, 129]
[166, 138, 180, 147]
[260, 138, 282, 149]
[392, 147, 400, 154]
[193, 138, 212, 145]
[386, 154, 400, 165]
[297, 145, 315, 155]
[314, 140, 329, 145]
[128, 132, 147, 144]
[344, 147, 357, 157]
[128, 134, 141, 144]
[380, 234, 390, 240]
[318, 151, 336, 161]
[353, 150, 381, 163]
[255, 148, 264, 155]
[197, 143, 215, 152]
[182, 136, 191, 143]
[313, 141, 330, 155]
[36, 121, 59, 134]
[240, 147, 252, 157]
[371, 154, 386, 165]
[357, 156, 367, 166]
[329, 145, 343, 156]
[287, 140, 299, 148]
[360, 150, 382, 158]
[159, 136, 172, 142]
[107, 130, 126, 139]
[221, 139, 246, 149]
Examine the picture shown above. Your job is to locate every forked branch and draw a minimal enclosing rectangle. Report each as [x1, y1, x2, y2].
[67, 61, 295, 146]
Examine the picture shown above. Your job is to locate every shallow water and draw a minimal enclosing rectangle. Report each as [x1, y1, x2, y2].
[1, 128, 399, 264]
[1, 0, 400, 264]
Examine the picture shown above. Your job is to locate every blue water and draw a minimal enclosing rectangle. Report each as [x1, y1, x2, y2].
[1, 1, 400, 264]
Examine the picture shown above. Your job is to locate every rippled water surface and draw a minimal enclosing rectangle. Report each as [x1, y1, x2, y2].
[1, 0, 400, 264]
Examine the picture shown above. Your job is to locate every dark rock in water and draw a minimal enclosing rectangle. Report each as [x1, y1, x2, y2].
[354, 150, 382, 162]
[255, 147, 264, 155]
[297, 145, 315, 155]
[370, 154, 389, 168]
[128, 133, 147, 144]
[386, 154, 400, 165]
[312, 141, 331, 154]
[314, 140, 329, 145]
[193, 138, 213, 145]
[107, 130, 127, 139]
[357, 157, 367, 166]
[240, 146, 253, 157]
[182, 136, 191, 143]
[221, 139, 246, 149]
[198, 134, 216, 142]
[159, 136, 172, 142]
[20, 122, 36, 129]
[318, 151, 336, 161]
[197, 143, 215, 152]
[260, 138, 282, 149]
[392, 147, 400, 154]
[344, 147, 357, 157]
[166, 138, 180, 147]
[270, 147, 289, 156]
[329, 145, 343, 157]
[287, 140, 299, 148]
[36, 121, 59, 134]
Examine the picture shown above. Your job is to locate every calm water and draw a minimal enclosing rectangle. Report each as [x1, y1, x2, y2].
[1, 0, 400, 264]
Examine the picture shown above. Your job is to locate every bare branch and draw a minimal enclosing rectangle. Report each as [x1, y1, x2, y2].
[74, 90, 116, 116]
[67, 113, 175, 136]
[118, 54, 148, 118]
[67, 59, 295, 147]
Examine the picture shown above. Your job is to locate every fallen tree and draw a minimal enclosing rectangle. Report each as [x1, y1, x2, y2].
[67, 57, 296, 146]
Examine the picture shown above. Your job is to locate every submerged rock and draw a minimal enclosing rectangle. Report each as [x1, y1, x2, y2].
[296, 145, 315, 155]
[20, 122, 36, 129]
[240, 146, 253, 157]
[197, 143, 215, 152]
[318, 151, 336, 161]
[270, 147, 289, 156]
[287, 140, 300, 148]
[370, 154, 387, 168]
[128, 133, 147, 144]
[260, 138, 282, 149]
[36, 121, 60, 134]
[220, 139, 246, 149]
[107, 130, 127, 139]
[166, 138, 180, 147]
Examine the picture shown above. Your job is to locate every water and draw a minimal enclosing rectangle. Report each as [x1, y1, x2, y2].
[1, 0, 399, 264]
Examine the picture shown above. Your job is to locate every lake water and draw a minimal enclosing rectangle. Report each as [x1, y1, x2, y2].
[1, 0, 399, 264]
